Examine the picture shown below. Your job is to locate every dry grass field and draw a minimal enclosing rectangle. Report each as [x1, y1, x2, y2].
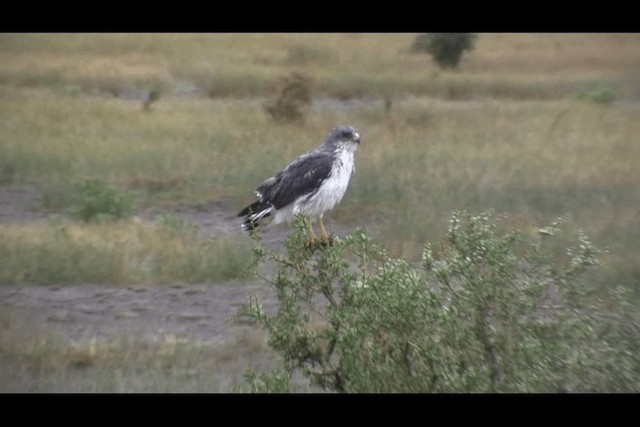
[1, 33, 639, 392]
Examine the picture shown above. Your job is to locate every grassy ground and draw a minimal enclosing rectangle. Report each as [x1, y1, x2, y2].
[1, 33, 639, 291]
[0, 219, 253, 284]
[0, 307, 275, 392]
[1, 33, 639, 391]
[2, 33, 639, 97]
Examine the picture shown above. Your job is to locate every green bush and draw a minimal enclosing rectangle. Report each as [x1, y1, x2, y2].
[573, 84, 617, 105]
[411, 33, 477, 69]
[68, 178, 135, 222]
[239, 212, 639, 392]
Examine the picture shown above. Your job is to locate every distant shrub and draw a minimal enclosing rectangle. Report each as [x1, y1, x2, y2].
[239, 212, 640, 392]
[142, 87, 161, 111]
[264, 72, 313, 123]
[411, 33, 477, 69]
[573, 84, 616, 105]
[69, 179, 134, 223]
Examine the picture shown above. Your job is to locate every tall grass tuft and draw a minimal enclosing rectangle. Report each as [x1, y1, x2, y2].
[264, 72, 313, 123]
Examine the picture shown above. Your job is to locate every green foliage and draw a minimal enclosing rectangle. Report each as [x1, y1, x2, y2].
[239, 212, 639, 392]
[68, 179, 135, 223]
[411, 33, 477, 69]
[573, 84, 617, 105]
[233, 367, 292, 393]
[264, 72, 313, 123]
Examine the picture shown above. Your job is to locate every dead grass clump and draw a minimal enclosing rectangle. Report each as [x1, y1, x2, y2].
[264, 72, 313, 123]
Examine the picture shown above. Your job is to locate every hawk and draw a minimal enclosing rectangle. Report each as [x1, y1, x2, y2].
[238, 125, 361, 247]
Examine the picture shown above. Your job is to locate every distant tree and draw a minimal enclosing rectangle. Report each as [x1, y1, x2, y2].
[411, 33, 477, 69]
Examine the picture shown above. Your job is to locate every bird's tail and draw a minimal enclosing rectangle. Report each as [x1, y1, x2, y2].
[238, 200, 272, 232]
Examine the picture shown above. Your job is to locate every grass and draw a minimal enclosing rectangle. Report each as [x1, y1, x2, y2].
[0, 86, 273, 199]
[0, 219, 253, 284]
[345, 99, 640, 293]
[1, 90, 639, 294]
[2, 34, 639, 99]
[0, 307, 275, 392]
[1, 33, 639, 392]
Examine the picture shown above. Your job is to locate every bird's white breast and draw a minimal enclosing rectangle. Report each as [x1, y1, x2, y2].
[298, 145, 355, 219]
[271, 143, 357, 225]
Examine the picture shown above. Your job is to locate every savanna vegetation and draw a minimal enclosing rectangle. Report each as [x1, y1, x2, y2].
[239, 213, 639, 392]
[1, 33, 639, 392]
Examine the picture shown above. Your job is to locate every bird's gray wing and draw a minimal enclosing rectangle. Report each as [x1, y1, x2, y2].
[255, 176, 279, 198]
[261, 151, 333, 210]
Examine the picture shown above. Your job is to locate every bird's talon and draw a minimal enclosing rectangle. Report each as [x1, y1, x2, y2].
[306, 237, 319, 249]
[320, 235, 333, 247]
[305, 235, 333, 249]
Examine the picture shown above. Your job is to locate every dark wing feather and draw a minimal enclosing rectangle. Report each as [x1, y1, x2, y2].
[262, 151, 333, 210]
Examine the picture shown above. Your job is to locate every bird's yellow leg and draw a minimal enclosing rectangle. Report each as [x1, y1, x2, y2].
[318, 216, 332, 246]
[306, 217, 319, 248]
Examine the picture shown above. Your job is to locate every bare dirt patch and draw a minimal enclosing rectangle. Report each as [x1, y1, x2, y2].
[0, 281, 278, 345]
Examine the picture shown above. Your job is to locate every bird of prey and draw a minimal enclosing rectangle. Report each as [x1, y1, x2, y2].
[238, 125, 361, 247]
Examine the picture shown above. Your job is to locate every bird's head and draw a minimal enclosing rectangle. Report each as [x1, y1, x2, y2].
[325, 125, 361, 149]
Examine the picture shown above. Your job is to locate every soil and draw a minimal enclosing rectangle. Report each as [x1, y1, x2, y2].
[0, 281, 278, 345]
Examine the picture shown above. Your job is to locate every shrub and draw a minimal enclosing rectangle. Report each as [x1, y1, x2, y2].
[411, 33, 477, 69]
[264, 72, 313, 123]
[239, 212, 639, 392]
[573, 84, 616, 105]
[142, 87, 161, 111]
[68, 178, 135, 223]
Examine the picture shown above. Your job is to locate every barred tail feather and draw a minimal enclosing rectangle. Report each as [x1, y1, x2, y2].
[238, 200, 262, 218]
[238, 201, 272, 232]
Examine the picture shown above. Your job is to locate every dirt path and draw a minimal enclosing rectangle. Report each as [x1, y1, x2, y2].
[0, 281, 278, 344]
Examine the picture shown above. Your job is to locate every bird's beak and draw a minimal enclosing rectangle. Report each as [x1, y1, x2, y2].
[354, 132, 361, 144]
